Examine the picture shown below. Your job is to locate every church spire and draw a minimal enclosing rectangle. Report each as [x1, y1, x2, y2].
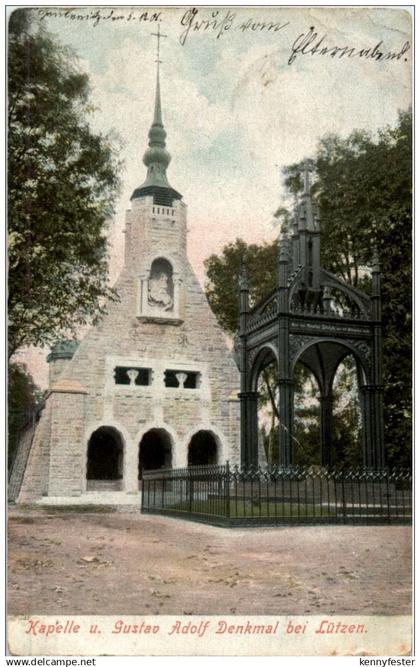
[131, 26, 182, 204]
[141, 63, 171, 187]
[153, 62, 163, 126]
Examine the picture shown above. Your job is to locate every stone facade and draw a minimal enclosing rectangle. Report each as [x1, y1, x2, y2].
[16, 157, 240, 506]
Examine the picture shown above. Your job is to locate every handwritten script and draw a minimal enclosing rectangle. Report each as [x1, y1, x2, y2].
[179, 8, 289, 45]
[36, 7, 411, 70]
[37, 8, 161, 27]
[288, 26, 411, 65]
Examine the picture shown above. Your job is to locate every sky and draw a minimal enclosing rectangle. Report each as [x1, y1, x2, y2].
[13, 5, 412, 388]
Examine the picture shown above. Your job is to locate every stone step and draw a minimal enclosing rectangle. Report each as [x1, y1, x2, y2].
[86, 479, 123, 491]
[37, 492, 141, 506]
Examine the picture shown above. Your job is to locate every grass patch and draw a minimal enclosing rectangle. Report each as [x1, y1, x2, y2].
[9, 505, 120, 516]
[159, 500, 333, 518]
[9, 516, 37, 524]
[42, 505, 117, 514]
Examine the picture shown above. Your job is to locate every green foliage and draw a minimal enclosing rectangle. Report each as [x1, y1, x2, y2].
[204, 238, 278, 335]
[8, 9, 122, 356]
[313, 111, 412, 466]
[293, 365, 321, 467]
[257, 362, 279, 464]
[330, 358, 363, 469]
[284, 111, 412, 290]
[283, 111, 412, 466]
[8, 362, 43, 470]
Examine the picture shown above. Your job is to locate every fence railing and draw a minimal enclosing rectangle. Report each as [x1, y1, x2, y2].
[141, 463, 412, 526]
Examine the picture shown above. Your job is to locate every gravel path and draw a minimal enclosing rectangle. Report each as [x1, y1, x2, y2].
[8, 507, 412, 616]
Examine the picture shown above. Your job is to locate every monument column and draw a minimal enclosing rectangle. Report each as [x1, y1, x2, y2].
[277, 233, 293, 466]
[370, 248, 385, 468]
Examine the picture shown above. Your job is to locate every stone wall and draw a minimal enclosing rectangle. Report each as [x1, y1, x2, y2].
[16, 194, 240, 503]
[18, 399, 52, 502]
[47, 386, 87, 497]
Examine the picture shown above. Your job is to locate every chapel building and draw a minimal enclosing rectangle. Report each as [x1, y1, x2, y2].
[11, 63, 240, 504]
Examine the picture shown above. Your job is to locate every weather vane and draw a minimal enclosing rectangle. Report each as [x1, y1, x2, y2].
[151, 24, 167, 68]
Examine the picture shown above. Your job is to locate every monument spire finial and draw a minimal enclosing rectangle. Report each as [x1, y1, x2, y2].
[303, 159, 311, 195]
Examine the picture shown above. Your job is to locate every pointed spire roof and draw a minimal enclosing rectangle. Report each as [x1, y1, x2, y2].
[131, 45, 182, 205]
[153, 64, 163, 125]
[298, 161, 318, 232]
[239, 257, 249, 291]
[142, 65, 170, 180]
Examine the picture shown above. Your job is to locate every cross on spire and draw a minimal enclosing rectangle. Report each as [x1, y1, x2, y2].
[151, 24, 167, 67]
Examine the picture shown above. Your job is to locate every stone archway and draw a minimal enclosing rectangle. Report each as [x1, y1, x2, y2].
[86, 426, 124, 491]
[138, 428, 172, 480]
[187, 430, 219, 466]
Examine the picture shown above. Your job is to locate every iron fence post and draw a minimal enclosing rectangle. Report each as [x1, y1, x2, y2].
[137, 464, 410, 526]
[341, 471, 347, 523]
[225, 461, 230, 520]
[188, 468, 193, 513]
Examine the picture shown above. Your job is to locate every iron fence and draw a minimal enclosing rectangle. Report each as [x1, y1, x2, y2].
[141, 463, 412, 526]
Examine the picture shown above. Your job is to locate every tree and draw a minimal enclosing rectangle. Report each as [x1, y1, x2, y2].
[204, 238, 277, 335]
[257, 362, 279, 464]
[292, 365, 321, 467]
[8, 9, 121, 356]
[205, 239, 282, 464]
[284, 111, 411, 286]
[330, 358, 363, 469]
[8, 362, 43, 470]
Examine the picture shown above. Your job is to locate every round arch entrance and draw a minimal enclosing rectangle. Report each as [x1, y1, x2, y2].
[246, 344, 279, 466]
[292, 341, 365, 468]
[187, 430, 219, 466]
[86, 426, 124, 490]
[138, 428, 172, 480]
[292, 361, 322, 467]
[248, 346, 279, 466]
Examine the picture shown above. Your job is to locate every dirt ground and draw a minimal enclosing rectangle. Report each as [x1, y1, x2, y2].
[8, 506, 412, 616]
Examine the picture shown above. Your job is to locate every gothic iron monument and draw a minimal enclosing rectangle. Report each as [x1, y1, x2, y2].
[238, 167, 384, 469]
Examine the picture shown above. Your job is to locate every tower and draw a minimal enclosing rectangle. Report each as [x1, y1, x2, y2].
[12, 45, 240, 504]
